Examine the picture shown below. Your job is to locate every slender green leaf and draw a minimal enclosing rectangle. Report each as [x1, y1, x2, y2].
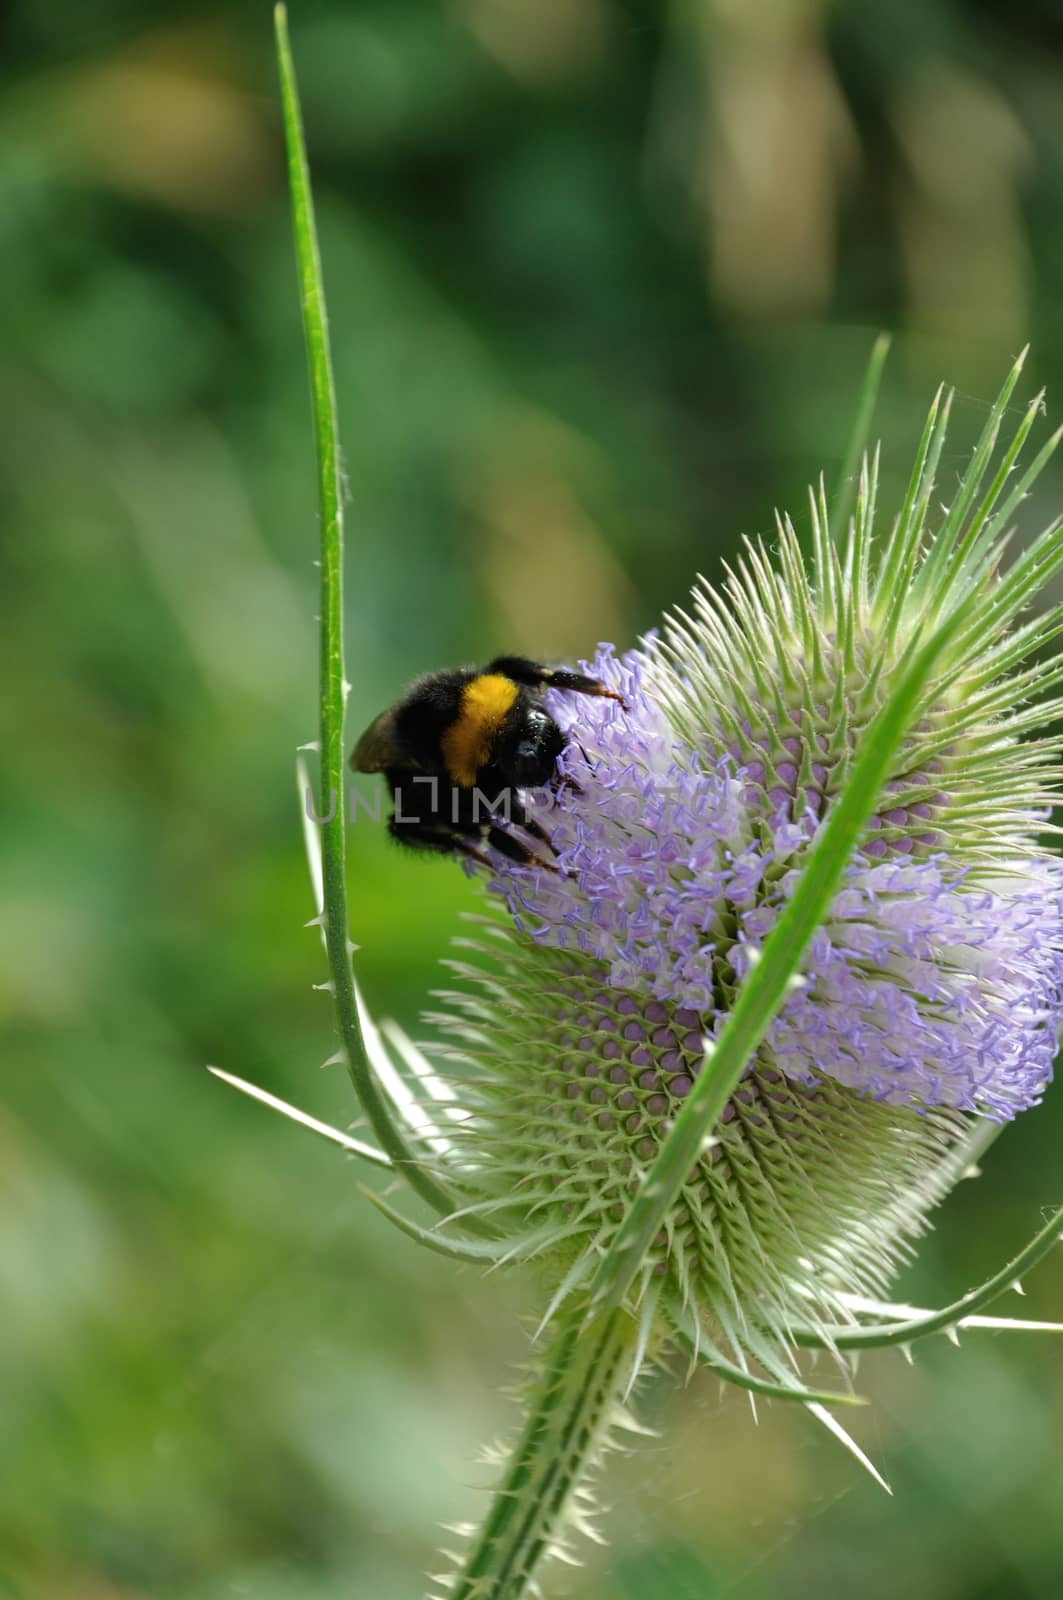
[356, 1186, 566, 1265]
[585, 603, 971, 1318]
[669, 1324, 867, 1407]
[274, 4, 463, 1222]
[791, 1205, 1063, 1351]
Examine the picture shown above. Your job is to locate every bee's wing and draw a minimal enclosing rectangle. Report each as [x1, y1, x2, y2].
[351, 707, 412, 773]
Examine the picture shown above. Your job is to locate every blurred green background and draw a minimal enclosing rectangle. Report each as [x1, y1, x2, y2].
[3, 2, 1063, 1596]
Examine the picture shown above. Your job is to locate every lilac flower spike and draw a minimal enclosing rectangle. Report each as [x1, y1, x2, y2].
[495, 642, 1063, 1120]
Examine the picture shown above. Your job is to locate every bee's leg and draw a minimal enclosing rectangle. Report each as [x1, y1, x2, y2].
[542, 669, 628, 711]
[387, 817, 438, 850]
[484, 821, 564, 875]
[388, 816, 493, 870]
[551, 767, 585, 798]
[484, 656, 629, 711]
[389, 812, 568, 875]
[520, 815, 557, 854]
[454, 839, 499, 871]
[503, 790, 556, 855]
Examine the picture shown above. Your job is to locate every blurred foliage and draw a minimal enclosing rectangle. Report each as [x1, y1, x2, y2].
[2, 1, 1063, 1597]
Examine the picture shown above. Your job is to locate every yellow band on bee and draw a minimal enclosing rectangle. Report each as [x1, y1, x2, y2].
[441, 674, 520, 787]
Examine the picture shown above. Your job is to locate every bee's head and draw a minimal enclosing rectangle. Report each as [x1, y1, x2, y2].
[496, 703, 566, 787]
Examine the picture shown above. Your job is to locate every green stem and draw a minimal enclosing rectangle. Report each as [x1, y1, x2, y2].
[791, 1204, 1063, 1351]
[274, 4, 460, 1221]
[450, 1307, 633, 1600]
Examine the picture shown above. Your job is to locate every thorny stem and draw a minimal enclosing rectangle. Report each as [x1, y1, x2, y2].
[792, 1203, 1063, 1351]
[447, 1307, 634, 1600]
[276, 4, 461, 1221]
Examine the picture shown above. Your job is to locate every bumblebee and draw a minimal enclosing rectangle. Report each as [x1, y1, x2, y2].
[351, 655, 626, 870]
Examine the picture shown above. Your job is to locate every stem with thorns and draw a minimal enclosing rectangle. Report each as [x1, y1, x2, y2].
[275, 3, 463, 1222]
[445, 1307, 635, 1600]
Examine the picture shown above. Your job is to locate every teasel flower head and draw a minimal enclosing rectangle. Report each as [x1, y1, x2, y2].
[218, 351, 1063, 1583]
[411, 360, 1063, 1392]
